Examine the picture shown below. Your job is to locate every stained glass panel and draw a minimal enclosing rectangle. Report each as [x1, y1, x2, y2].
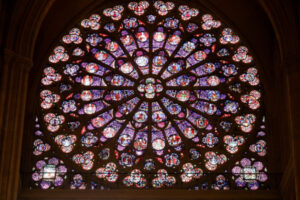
[31, 0, 268, 190]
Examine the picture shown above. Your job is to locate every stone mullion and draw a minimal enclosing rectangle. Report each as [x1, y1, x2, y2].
[0, 49, 32, 200]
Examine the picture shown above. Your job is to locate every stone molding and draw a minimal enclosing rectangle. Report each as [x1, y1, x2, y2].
[19, 190, 281, 200]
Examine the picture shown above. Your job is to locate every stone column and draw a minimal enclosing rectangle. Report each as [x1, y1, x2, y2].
[281, 56, 300, 200]
[0, 49, 33, 200]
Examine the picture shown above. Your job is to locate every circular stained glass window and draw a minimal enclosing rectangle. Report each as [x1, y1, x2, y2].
[32, 1, 268, 190]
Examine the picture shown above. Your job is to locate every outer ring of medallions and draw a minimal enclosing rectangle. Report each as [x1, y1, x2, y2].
[134, 74, 166, 102]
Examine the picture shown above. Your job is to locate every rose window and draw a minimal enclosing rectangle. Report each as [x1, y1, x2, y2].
[31, 0, 268, 190]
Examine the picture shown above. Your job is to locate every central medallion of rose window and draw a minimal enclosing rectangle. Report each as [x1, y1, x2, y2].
[137, 77, 164, 99]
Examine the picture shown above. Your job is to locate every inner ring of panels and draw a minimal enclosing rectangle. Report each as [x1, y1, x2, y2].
[32, 0, 268, 190]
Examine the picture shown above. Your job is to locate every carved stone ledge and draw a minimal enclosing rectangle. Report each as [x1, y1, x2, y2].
[19, 189, 281, 200]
